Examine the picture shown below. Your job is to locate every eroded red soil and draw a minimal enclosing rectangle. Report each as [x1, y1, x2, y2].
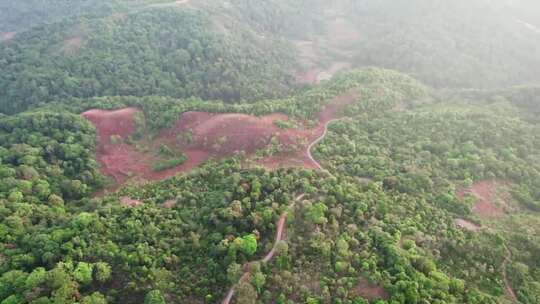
[0, 31, 16, 42]
[454, 218, 481, 231]
[457, 181, 505, 217]
[82, 108, 210, 186]
[83, 91, 358, 189]
[62, 36, 84, 53]
[352, 277, 389, 301]
[120, 196, 143, 207]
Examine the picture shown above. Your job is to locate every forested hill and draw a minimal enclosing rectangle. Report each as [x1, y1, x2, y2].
[0, 0, 121, 32]
[0, 2, 296, 114]
[220, 0, 540, 89]
[348, 0, 540, 88]
[3, 0, 540, 115]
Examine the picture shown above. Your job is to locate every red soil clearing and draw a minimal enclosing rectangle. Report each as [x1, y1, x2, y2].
[454, 218, 481, 232]
[0, 31, 16, 42]
[120, 196, 143, 207]
[82, 90, 358, 189]
[82, 108, 209, 187]
[457, 181, 504, 217]
[62, 36, 83, 53]
[352, 277, 389, 301]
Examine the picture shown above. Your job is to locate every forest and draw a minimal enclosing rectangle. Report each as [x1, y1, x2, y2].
[1, 1, 540, 304]
[0, 4, 295, 114]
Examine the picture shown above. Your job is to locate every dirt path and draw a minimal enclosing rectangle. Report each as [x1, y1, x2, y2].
[502, 242, 518, 303]
[222, 193, 305, 304]
[306, 118, 341, 171]
[473, 226, 518, 303]
[515, 18, 540, 35]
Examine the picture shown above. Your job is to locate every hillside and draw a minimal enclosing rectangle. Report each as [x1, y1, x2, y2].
[228, 0, 540, 89]
[0, 2, 296, 114]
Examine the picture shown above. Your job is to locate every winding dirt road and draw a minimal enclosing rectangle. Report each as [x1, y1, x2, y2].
[222, 194, 305, 304]
[467, 226, 518, 303]
[502, 243, 518, 303]
[307, 118, 341, 171]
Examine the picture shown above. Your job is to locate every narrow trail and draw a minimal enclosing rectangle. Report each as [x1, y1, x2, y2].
[474, 226, 518, 303]
[306, 119, 340, 170]
[502, 242, 518, 303]
[222, 106, 348, 303]
[221, 193, 305, 304]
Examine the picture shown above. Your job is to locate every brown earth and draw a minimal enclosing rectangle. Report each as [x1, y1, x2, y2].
[254, 90, 358, 170]
[351, 277, 389, 301]
[120, 196, 143, 207]
[162, 199, 177, 209]
[457, 181, 505, 217]
[161, 112, 296, 155]
[0, 31, 16, 42]
[62, 36, 83, 53]
[454, 218, 481, 232]
[82, 108, 209, 186]
[82, 90, 357, 188]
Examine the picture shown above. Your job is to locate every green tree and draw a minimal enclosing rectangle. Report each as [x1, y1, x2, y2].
[94, 262, 112, 283]
[144, 290, 166, 304]
[81, 292, 107, 304]
[240, 234, 258, 256]
[235, 282, 257, 304]
[73, 262, 93, 285]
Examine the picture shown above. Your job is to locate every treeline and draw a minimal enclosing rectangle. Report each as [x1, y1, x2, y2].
[0, 7, 296, 114]
[35, 68, 426, 133]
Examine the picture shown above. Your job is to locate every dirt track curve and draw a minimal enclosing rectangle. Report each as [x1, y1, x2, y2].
[222, 102, 349, 304]
[307, 118, 341, 170]
[222, 194, 306, 304]
[473, 227, 517, 303]
[502, 243, 518, 303]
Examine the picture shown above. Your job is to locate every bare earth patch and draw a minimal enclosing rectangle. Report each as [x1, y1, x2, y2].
[351, 277, 389, 301]
[62, 36, 84, 53]
[82, 91, 358, 189]
[454, 218, 481, 232]
[457, 181, 505, 217]
[120, 196, 143, 207]
[162, 199, 177, 209]
[0, 31, 16, 42]
[163, 112, 293, 154]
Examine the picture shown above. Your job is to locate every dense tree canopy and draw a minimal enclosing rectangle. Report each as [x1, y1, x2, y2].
[0, 6, 296, 114]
